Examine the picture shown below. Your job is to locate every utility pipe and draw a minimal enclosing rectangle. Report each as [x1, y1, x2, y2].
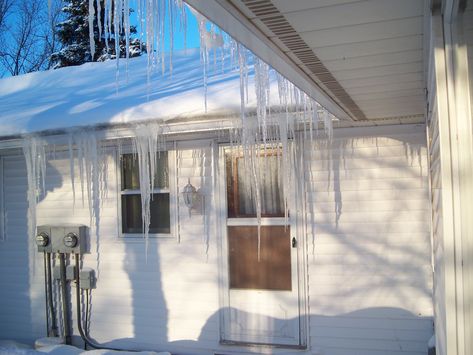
[74, 253, 138, 352]
[46, 253, 58, 337]
[59, 253, 71, 345]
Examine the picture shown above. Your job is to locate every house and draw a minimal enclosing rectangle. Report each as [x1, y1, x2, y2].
[0, 1, 471, 355]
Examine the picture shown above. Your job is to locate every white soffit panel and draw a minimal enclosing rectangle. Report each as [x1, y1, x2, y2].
[214, 0, 428, 124]
[185, 0, 356, 121]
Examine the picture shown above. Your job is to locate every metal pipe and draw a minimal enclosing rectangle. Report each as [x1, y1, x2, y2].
[74, 253, 137, 352]
[59, 253, 71, 345]
[46, 253, 58, 337]
[43, 253, 50, 336]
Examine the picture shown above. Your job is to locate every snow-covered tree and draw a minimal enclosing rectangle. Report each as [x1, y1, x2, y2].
[51, 0, 144, 69]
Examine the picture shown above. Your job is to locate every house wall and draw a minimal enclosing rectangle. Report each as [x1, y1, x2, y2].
[0, 125, 433, 354]
[306, 125, 433, 355]
[426, 6, 473, 355]
[461, 4, 473, 354]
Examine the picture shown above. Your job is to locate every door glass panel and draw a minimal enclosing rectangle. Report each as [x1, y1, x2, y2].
[226, 152, 284, 217]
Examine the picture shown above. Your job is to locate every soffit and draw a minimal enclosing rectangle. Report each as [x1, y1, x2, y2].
[217, 0, 428, 124]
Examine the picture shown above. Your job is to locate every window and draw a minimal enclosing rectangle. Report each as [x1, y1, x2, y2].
[120, 152, 171, 235]
[226, 150, 285, 218]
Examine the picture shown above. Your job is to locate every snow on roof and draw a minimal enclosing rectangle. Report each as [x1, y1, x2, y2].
[0, 49, 270, 139]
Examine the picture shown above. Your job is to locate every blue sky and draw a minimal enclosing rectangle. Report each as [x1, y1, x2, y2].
[129, 4, 202, 51]
[0, 2, 203, 77]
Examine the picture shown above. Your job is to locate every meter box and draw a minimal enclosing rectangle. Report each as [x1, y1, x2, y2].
[79, 267, 95, 289]
[36, 225, 52, 253]
[50, 225, 88, 254]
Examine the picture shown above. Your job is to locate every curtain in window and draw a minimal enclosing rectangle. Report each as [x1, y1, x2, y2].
[236, 154, 283, 216]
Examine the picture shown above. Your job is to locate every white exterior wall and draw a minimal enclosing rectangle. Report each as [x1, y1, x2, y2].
[0, 155, 46, 343]
[306, 125, 433, 355]
[426, 6, 473, 355]
[0, 125, 433, 354]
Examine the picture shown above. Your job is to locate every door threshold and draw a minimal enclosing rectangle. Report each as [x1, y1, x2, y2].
[219, 339, 307, 350]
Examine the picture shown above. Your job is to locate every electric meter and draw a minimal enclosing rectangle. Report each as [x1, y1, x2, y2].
[36, 226, 53, 252]
[36, 232, 49, 247]
[63, 233, 78, 248]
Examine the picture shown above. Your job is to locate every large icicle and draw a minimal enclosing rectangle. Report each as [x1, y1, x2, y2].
[23, 136, 47, 242]
[87, 1, 337, 262]
[70, 131, 104, 229]
[131, 123, 165, 257]
[88, 0, 96, 60]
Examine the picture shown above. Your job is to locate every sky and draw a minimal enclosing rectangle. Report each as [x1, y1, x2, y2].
[0, 1, 204, 77]
[129, 3, 202, 51]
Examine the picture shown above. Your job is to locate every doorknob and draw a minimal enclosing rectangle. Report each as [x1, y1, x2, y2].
[292, 237, 297, 248]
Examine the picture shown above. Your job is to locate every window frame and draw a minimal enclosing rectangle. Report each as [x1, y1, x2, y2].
[117, 146, 178, 239]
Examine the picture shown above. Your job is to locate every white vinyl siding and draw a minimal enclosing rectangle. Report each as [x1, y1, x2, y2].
[0, 155, 45, 344]
[306, 125, 433, 355]
[0, 129, 432, 354]
[0, 156, 4, 241]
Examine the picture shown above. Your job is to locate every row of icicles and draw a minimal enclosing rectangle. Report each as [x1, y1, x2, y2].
[26, 0, 335, 258]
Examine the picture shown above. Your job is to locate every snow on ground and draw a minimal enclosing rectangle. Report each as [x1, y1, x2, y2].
[0, 49, 278, 138]
[0, 341, 170, 355]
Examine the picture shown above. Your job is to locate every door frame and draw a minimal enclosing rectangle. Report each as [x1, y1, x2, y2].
[215, 142, 309, 348]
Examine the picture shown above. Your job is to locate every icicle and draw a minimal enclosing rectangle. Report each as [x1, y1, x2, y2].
[104, 0, 110, 54]
[238, 43, 246, 122]
[169, 0, 174, 76]
[96, 0, 102, 41]
[194, 9, 209, 112]
[124, 0, 130, 78]
[159, 0, 166, 74]
[131, 122, 165, 258]
[113, 0, 121, 73]
[70, 131, 104, 228]
[323, 110, 333, 140]
[88, 0, 96, 60]
[22, 136, 47, 242]
[68, 135, 76, 211]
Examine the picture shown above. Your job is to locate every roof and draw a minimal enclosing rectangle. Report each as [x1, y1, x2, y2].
[0, 49, 276, 139]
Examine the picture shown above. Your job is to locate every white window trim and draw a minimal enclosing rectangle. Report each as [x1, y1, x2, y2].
[0, 156, 4, 241]
[117, 146, 178, 239]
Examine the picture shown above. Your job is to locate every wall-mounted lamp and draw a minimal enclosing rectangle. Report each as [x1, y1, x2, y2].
[182, 179, 197, 217]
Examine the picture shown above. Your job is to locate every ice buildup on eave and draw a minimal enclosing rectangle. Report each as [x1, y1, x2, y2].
[3, 0, 338, 256]
[87, 1, 336, 255]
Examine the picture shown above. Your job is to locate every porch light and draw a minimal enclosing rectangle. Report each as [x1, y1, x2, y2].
[182, 179, 197, 217]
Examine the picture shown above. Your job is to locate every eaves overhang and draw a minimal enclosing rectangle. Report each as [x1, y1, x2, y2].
[184, 0, 356, 122]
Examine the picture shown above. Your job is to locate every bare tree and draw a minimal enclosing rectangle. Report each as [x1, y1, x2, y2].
[0, 0, 14, 76]
[0, 0, 13, 30]
[0, 0, 63, 76]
